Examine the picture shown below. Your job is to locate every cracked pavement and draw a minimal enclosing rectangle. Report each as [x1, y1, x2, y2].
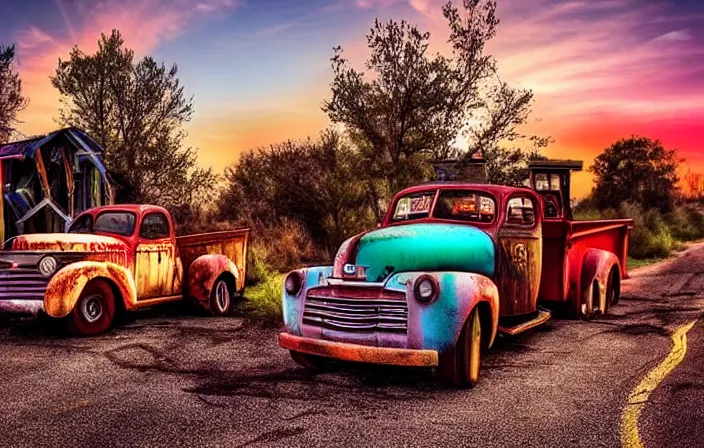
[1, 244, 703, 447]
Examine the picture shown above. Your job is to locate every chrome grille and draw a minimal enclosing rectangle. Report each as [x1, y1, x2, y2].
[0, 268, 49, 301]
[303, 286, 408, 333]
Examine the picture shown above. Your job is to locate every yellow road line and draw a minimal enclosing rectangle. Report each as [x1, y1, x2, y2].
[621, 320, 697, 448]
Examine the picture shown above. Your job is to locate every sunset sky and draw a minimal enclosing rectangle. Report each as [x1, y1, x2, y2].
[1, 0, 703, 197]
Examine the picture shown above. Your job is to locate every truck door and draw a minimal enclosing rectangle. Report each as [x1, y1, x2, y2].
[495, 195, 542, 316]
[135, 212, 182, 299]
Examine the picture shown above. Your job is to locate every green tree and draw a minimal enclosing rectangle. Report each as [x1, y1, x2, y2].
[484, 136, 551, 186]
[220, 130, 372, 252]
[50, 30, 216, 211]
[590, 136, 681, 211]
[0, 45, 28, 142]
[323, 1, 547, 217]
[323, 18, 460, 219]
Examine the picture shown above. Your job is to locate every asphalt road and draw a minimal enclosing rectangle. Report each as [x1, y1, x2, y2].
[1, 245, 703, 448]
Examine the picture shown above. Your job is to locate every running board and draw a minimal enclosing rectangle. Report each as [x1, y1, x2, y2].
[497, 308, 551, 336]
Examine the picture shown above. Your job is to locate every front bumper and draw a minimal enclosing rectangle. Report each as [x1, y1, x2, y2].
[279, 332, 439, 367]
[0, 300, 45, 315]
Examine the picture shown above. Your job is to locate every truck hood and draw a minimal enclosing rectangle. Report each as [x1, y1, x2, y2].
[353, 223, 495, 282]
[10, 233, 129, 253]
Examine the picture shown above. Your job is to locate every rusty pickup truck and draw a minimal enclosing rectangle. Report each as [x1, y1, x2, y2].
[279, 160, 632, 387]
[0, 204, 249, 336]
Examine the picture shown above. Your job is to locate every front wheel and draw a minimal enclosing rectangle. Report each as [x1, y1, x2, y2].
[437, 307, 482, 387]
[67, 280, 116, 336]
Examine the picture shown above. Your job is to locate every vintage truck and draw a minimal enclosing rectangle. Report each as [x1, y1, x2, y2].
[279, 160, 632, 386]
[0, 204, 249, 336]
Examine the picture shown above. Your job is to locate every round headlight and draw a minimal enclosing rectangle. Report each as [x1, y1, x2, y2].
[284, 272, 303, 295]
[38, 256, 58, 277]
[414, 276, 438, 303]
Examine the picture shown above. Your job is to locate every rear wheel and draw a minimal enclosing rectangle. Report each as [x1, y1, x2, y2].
[437, 307, 482, 387]
[209, 277, 232, 316]
[289, 350, 329, 371]
[607, 268, 620, 307]
[67, 280, 116, 336]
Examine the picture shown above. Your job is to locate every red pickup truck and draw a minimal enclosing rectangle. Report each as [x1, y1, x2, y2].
[280, 160, 632, 386]
[0, 204, 249, 335]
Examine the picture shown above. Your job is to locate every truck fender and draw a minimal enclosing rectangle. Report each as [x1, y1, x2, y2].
[188, 254, 239, 309]
[44, 261, 136, 318]
[402, 272, 500, 352]
[580, 249, 620, 315]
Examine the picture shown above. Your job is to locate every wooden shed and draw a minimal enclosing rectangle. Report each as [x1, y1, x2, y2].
[0, 128, 114, 243]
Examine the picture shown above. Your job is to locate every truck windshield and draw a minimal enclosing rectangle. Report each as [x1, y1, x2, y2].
[433, 190, 496, 223]
[69, 212, 136, 237]
[68, 215, 93, 234]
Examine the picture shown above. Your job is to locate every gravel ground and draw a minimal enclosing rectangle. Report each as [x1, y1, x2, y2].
[1, 244, 703, 447]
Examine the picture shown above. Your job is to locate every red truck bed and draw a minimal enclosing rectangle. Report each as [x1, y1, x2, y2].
[540, 219, 631, 303]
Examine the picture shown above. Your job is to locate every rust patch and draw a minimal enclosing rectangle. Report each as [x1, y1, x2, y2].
[177, 230, 249, 292]
[279, 333, 439, 367]
[12, 234, 127, 255]
[134, 242, 180, 300]
[187, 254, 239, 307]
[495, 232, 542, 316]
[44, 261, 135, 317]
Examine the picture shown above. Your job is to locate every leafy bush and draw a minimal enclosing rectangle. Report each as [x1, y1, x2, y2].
[666, 207, 704, 241]
[243, 273, 285, 321]
[575, 200, 704, 260]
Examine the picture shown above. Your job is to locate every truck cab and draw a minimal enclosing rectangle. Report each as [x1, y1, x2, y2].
[279, 160, 631, 387]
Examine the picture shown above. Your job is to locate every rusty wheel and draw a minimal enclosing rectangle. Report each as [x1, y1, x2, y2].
[209, 277, 232, 316]
[289, 350, 329, 371]
[437, 307, 482, 388]
[67, 280, 116, 336]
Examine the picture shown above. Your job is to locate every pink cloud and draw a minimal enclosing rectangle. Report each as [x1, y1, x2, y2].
[653, 29, 693, 42]
[14, 0, 240, 137]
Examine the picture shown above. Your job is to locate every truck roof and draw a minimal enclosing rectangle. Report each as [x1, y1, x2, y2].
[79, 204, 170, 216]
[400, 182, 536, 199]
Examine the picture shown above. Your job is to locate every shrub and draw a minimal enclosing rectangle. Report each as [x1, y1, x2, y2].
[620, 202, 674, 259]
[244, 218, 329, 286]
[574, 201, 678, 259]
[666, 206, 704, 242]
[243, 273, 285, 321]
[245, 241, 275, 285]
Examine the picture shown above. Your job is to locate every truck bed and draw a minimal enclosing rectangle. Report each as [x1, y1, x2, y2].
[176, 229, 250, 293]
[540, 219, 632, 303]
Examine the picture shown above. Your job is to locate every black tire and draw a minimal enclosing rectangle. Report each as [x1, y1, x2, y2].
[436, 307, 482, 387]
[209, 277, 233, 316]
[289, 350, 329, 371]
[67, 280, 116, 336]
[608, 268, 620, 307]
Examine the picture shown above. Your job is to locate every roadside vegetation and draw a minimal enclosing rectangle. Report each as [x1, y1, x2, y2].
[574, 136, 704, 267]
[2, 1, 701, 320]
